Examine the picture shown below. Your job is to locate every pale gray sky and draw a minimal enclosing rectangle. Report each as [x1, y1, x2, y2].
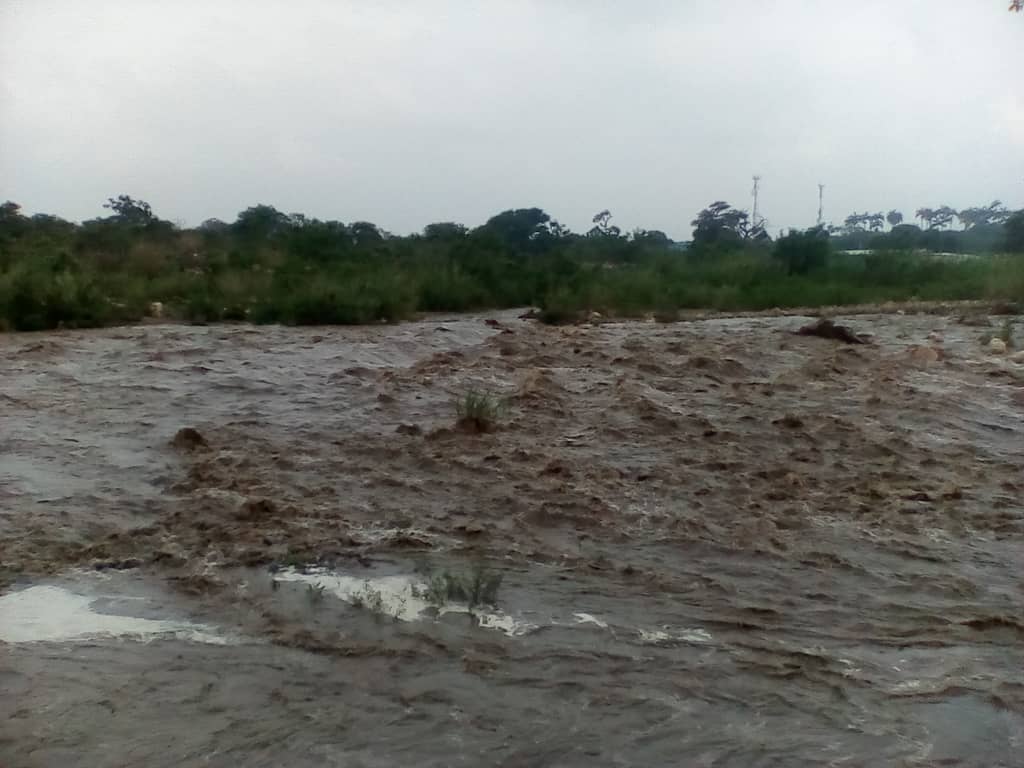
[2, 0, 1022, 238]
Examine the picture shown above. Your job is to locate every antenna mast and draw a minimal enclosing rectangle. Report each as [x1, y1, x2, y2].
[751, 175, 761, 228]
[817, 183, 824, 226]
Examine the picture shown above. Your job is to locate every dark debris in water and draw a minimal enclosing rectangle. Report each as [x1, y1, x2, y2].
[795, 318, 868, 344]
[171, 427, 208, 451]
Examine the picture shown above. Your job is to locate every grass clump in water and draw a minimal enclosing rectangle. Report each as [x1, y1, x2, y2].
[423, 567, 503, 610]
[980, 320, 1017, 349]
[999, 319, 1016, 348]
[349, 581, 402, 621]
[455, 388, 506, 433]
[305, 582, 326, 605]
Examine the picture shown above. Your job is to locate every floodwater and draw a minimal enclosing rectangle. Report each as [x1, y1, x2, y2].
[2, 308, 1023, 766]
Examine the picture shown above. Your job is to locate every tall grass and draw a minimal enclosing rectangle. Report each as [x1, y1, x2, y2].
[1, 241, 1021, 332]
[537, 252, 1024, 318]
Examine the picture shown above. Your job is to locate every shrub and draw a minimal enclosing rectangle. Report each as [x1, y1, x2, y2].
[773, 227, 831, 275]
[455, 389, 505, 433]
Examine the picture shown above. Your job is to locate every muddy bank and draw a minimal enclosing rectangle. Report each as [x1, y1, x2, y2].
[1, 309, 1023, 766]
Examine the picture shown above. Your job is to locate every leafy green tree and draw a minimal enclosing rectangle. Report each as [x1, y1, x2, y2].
[423, 222, 468, 240]
[773, 227, 830, 274]
[691, 201, 763, 251]
[631, 229, 671, 246]
[0, 200, 22, 222]
[284, 219, 352, 263]
[478, 208, 566, 252]
[871, 223, 923, 250]
[588, 209, 621, 238]
[1005, 210, 1024, 253]
[844, 212, 866, 231]
[0, 201, 27, 241]
[103, 195, 155, 225]
[233, 205, 291, 240]
[933, 206, 957, 230]
[843, 212, 883, 232]
[886, 210, 903, 228]
[916, 206, 955, 230]
[199, 218, 230, 233]
[957, 201, 1009, 230]
[349, 221, 385, 247]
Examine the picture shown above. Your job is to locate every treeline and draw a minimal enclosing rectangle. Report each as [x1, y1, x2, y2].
[0, 196, 1022, 331]
[830, 201, 1022, 253]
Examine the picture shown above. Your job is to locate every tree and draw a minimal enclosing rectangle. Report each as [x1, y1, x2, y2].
[103, 195, 155, 225]
[774, 227, 830, 274]
[0, 201, 27, 244]
[932, 205, 957, 230]
[631, 229, 671, 246]
[916, 206, 955, 230]
[872, 223, 923, 251]
[957, 201, 1009, 230]
[588, 209, 621, 238]
[478, 208, 566, 252]
[349, 221, 385, 247]
[844, 212, 865, 231]
[1005, 210, 1024, 253]
[691, 201, 764, 250]
[843, 212, 883, 232]
[28, 213, 75, 236]
[232, 204, 291, 240]
[423, 222, 468, 240]
[886, 210, 903, 228]
[199, 218, 230, 233]
[1013, 1, 1023, 11]
[0, 200, 22, 221]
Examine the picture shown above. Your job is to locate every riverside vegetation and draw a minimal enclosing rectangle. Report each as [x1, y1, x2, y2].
[1, 196, 1023, 331]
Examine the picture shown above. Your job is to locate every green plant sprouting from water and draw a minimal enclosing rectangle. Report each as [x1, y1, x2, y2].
[305, 582, 326, 605]
[421, 567, 503, 610]
[999, 319, 1016, 348]
[455, 389, 506, 432]
[981, 319, 1017, 349]
[349, 581, 388, 615]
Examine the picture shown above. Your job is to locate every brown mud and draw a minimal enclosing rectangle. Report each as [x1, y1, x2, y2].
[1, 308, 1023, 766]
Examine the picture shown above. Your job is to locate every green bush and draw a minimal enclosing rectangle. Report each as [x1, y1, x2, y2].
[773, 228, 830, 275]
[455, 389, 506, 433]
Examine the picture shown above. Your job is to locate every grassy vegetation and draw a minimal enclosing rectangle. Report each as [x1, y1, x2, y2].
[455, 389, 506, 433]
[1000, 320, 1016, 348]
[421, 567, 503, 610]
[1, 198, 1022, 332]
[305, 582, 326, 605]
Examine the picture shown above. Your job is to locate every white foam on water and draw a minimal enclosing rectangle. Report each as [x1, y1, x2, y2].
[275, 570, 432, 622]
[638, 627, 714, 645]
[278, 570, 712, 643]
[275, 568, 537, 636]
[476, 612, 538, 637]
[0, 585, 226, 644]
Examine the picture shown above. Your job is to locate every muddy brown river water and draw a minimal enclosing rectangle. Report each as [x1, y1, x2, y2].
[1, 310, 1023, 767]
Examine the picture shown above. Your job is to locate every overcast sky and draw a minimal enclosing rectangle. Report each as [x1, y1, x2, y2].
[2, 1, 1022, 238]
